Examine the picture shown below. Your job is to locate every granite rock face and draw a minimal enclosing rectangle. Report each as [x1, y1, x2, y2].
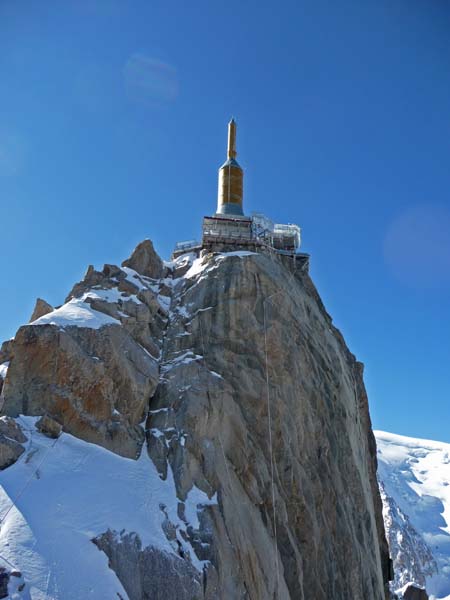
[2, 323, 158, 458]
[0, 241, 390, 598]
[144, 250, 390, 600]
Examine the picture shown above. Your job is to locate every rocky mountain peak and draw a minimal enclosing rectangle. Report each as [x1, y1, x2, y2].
[29, 298, 53, 322]
[121, 238, 164, 279]
[0, 240, 391, 599]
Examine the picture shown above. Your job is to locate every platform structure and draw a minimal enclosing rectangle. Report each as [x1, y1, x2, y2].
[171, 119, 308, 270]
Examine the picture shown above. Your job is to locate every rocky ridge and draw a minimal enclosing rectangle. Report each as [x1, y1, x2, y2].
[0, 240, 390, 599]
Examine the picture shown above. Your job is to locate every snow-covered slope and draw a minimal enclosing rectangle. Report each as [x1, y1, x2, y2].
[376, 431, 450, 599]
[0, 416, 216, 599]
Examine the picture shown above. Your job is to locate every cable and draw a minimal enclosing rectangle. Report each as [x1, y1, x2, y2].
[198, 312, 244, 566]
[263, 293, 280, 595]
[0, 406, 79, 527]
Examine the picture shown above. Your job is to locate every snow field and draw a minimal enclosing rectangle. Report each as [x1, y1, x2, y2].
[0, 417, 216, 600]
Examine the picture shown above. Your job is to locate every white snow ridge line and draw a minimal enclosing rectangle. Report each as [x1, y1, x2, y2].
[30, 297, 120, 330]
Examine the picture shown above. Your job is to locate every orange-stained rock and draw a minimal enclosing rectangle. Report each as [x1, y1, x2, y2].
[2, 322, 158, 458]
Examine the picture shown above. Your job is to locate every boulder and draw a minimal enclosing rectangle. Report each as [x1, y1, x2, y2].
[0, 339, 14, 365]
[0, 434, 24, 470]
[0, 416, 27, 443]
[36, 414, 63, 439]
[29, 298, 53, 322]
[0, 567, 26, 598]
[121, 239, 163, 279]
[0, 416, 26, 470]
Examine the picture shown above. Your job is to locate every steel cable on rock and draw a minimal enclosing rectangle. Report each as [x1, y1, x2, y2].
[197, 312, 244, 572]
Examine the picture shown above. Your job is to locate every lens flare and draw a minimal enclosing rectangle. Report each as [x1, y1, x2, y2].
[384, 204, 450, 288]
[123, 54, 178, 107]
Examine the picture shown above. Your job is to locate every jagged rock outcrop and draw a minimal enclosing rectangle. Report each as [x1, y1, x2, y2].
[121, 239, 164, 279]
[0, 241, 390, 599]
[93, 530, 211, 600]
[29, 298, 53, 322]
[1, 251, 169, 459]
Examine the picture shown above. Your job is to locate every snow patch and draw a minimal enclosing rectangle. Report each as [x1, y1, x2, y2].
[85, 287, 142, 306]
[0, 361, 9, 379]
[209, 370, 223, 379]
[161, 351, 203, 373]
[184, 257, 212, 279]
[30, 297, 120, 330]
[164, 252, 196, 272]
[121, 266, 152, 291]
[149, 408, 170, 415]
[183, 251, 256, 282]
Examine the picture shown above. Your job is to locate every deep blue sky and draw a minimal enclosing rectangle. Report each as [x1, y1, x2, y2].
[1, 0, 450, 442]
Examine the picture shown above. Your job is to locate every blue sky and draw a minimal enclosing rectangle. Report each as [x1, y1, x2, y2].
[1, 0, 450, 441]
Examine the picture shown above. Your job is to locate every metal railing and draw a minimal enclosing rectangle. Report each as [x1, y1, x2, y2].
[174, 239, 200, 251]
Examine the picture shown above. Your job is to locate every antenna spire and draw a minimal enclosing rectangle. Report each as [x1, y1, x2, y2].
[227, 118, 237, 159]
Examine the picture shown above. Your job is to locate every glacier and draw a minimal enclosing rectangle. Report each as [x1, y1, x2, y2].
[376, 430, 450, 600]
